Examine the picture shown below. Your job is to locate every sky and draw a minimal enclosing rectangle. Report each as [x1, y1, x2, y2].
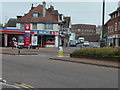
[0, 1, 119, 26]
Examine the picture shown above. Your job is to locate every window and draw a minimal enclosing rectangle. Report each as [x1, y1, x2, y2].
[108, 26, 110, 33]
[20, 23, 24, 29]
[118, 22, 120, 31]
[32, 12, 39, 18]
[32, 23, 37, 29]
[45, 24, 53, 30]
[115, 23, 117, 31]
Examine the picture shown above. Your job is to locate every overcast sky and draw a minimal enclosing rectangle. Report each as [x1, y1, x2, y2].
[1, 1, 119, 26]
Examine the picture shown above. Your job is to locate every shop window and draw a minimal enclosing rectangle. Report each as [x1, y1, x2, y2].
[46, 38, 54, 43]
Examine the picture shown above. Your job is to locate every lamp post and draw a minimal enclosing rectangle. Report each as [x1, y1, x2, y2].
[58, 22, 63, 57]
[58, 15, 66, 57]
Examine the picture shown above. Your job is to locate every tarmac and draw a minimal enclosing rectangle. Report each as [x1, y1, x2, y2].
[1, 47, 119, 69]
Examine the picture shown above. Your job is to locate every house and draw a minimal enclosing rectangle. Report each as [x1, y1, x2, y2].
[105, 1, 120, 47]
[2, 2, 71, 48]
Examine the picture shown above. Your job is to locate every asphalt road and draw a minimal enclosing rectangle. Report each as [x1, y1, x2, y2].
[2, 52, 118, 88]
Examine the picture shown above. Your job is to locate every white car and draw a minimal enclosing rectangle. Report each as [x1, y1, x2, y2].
[83, 41, 89, 46]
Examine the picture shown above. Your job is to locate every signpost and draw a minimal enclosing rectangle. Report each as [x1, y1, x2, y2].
[24, 23, 30, 47]
[24, 31, 30, 47]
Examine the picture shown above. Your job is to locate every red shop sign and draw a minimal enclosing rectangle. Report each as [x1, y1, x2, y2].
[24, 23, 30, 31]
[24, 31, 30, 47]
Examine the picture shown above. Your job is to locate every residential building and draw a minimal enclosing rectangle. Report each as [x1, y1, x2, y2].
[106, 1, 120, 47]
[1, 2, 71, 47]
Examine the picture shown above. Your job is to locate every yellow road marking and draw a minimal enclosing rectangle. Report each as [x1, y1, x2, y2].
[15, 84, 33, 90]
[21, 83, 38, 90]
[1, 81, 38, 90]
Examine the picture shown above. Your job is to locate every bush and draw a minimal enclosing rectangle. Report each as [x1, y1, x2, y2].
[72, 47, 120, 58]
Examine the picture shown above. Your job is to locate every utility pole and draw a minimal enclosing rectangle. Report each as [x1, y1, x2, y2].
[102, 0, 105, 39]
[100, 0, 106, 47]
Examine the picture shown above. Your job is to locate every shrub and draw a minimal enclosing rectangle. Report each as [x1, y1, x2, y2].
[72, 47, 120, 57]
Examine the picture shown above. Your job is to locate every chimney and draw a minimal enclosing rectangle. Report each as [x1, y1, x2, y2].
[50, 5, 54, 12]
[42, 1, 46, 17]
[31, 4, 34, 9]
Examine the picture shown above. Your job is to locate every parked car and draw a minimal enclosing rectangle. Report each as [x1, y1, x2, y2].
[78, 37, 85, 43]
[69, 40, 77, 47]
[75, 40, 79, 44]
[83, 41, 89, 46]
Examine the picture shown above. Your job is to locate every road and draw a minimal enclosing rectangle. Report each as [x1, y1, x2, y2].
[2, 52, 118, 88]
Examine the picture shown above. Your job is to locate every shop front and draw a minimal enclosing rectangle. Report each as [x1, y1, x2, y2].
[1, 29, 59, 48]
[33, 30, 59, 47]
[107, 34, 120, 47]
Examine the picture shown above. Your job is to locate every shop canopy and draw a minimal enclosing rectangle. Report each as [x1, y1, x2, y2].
[0, 29, 59, 35]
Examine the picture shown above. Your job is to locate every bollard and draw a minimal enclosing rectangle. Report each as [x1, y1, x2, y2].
[18, 46, 21, 54]
[58, 46, 63, 57]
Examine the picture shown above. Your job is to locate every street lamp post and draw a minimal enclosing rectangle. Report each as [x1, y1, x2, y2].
[58, 18, 66, 57]
[58, 22, 63, 57]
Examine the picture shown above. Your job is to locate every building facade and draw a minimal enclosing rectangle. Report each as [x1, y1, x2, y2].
[106, 2, 120, 47]
[71, 24, 99, 42]
[1, 2, 71, 48]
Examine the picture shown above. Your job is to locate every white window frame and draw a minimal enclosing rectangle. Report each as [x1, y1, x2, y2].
[32, 23, 37, 29]
[45, 24, 53, 30]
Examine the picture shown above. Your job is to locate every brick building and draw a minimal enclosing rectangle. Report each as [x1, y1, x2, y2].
[106, 1, 120, 47]
[1, 2, 70, 47]
[71, 24, 99, 42]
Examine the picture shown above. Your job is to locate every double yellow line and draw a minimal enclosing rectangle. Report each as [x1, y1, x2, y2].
[1, 81, 38, 90]
[15, 83, 38, 90]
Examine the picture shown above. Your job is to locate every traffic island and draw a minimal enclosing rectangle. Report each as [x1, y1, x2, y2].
[71, 47, 120, 62]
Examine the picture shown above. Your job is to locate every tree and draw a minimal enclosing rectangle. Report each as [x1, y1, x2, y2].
[0, 23, 4, 28]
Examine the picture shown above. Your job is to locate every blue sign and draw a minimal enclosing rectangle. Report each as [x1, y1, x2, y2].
[37, 30, 50, 35]
[25, 32, 30, 37]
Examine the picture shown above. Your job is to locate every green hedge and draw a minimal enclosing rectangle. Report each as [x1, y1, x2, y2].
[72, 47, 120, 58]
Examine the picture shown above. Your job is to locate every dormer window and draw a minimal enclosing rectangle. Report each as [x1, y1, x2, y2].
[32, 12, 39, 18]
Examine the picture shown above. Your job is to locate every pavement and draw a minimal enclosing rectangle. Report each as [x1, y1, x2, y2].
[1, 47, 120, 69]
[50, 56, 119, 69]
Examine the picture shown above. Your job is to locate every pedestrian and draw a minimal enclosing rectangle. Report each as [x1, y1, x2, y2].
[66, 43, 68, 47]
[61, 40, 64, 47]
